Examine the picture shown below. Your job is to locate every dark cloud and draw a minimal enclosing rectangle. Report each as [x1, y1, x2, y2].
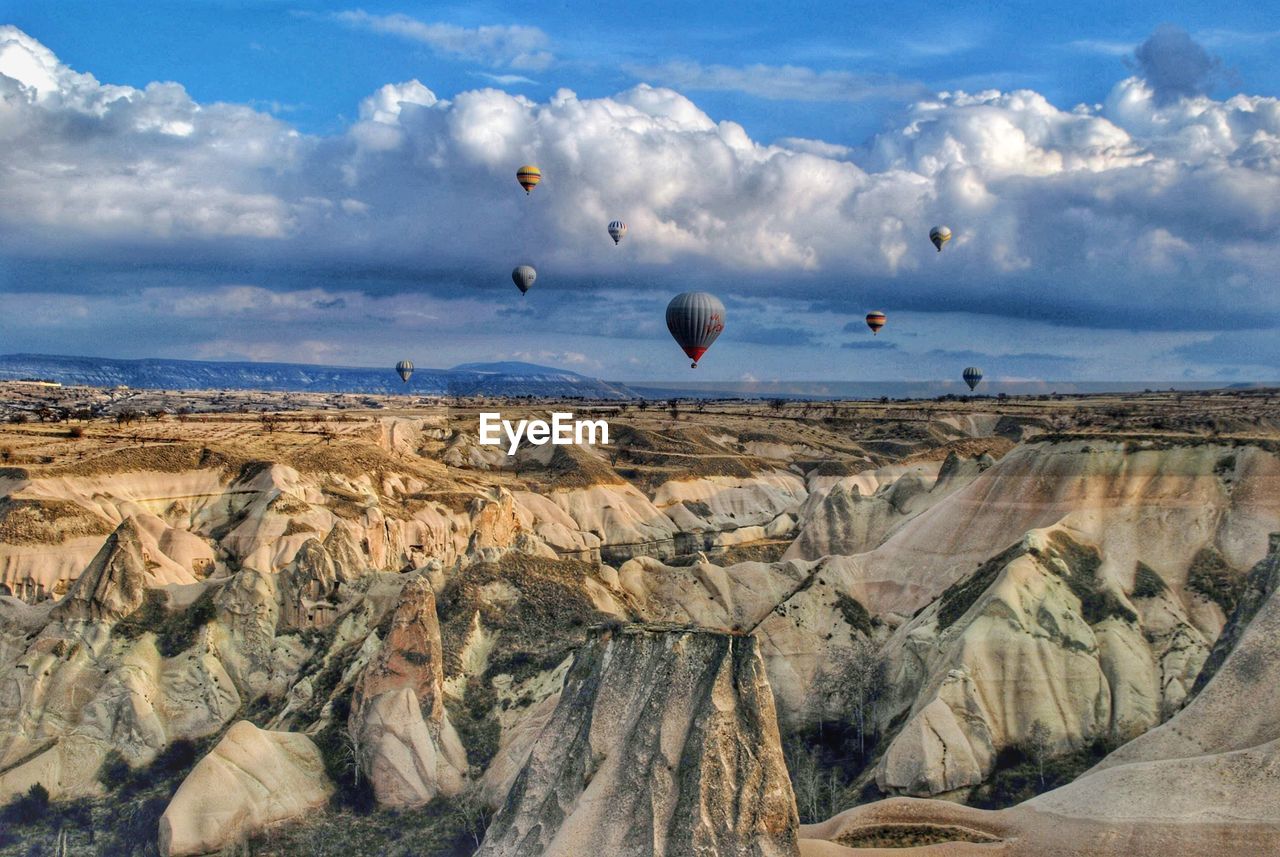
[925, 349, 1075, 363]
[1131, 25, 1223, 104]
[840, 340, 898, 350]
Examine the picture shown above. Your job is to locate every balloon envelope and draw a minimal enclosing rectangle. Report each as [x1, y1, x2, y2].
[963, 366, 983, 391]
[666, 292, 725, 368]
[512, 265, 537, 295]
[395, 360, 413, 383]
[516, 165, 541, 194]
[865, 311, 886, 335]
[608, 220, 627, 244]
[930, 225, 952, 252]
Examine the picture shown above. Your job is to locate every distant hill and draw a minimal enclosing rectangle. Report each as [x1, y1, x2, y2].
[0, 354, 639, 399]
[451, 361, 583, 375]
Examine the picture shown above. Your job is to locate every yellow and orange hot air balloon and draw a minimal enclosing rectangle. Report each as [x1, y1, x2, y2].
[516, 165, 541, 194]
[865, 311, 886, 335]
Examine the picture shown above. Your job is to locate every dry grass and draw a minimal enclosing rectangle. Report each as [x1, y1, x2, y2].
[836, 823, 999, 848]
[0, 498, 114, 544]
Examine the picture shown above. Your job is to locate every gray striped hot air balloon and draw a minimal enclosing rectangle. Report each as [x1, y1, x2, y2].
[608, 220, 627, 245]
[395, 360, 413, 383]
[512, 265, 536, 296]
[666, 292, 725, 368]
[930, 225, 952, 252]
[963, 366, 983, 391]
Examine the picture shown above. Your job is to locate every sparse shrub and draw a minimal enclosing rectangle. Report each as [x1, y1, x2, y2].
[1186, 546, 1244, 615]
[1, 783, 50, 826]
[112, 587, 219, 657]
[936, 543, 1024, 630]
[447, 676, 501, 773]
[153, 739, 199, 775]
[66, 425, 85, 439]
[1047, 532, 1137, 625]
[313, 692, 377, 814]
[97, 751, 133, 792]
[969, 732, 1120, 809]
[833, 593, 873, 637]
[8, 413, 28, 424]
[1132, 562, 1167, 599]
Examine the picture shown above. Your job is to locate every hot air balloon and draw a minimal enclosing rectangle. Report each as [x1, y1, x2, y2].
[865, 311, 886, 335]
[395, 360, 414, 383]
[963, 366, 983, 391]
[666, 292, 725, 368]
[930, 225, 952, 252]
[516, 165, 541, 194]
[608, 220, 627, 245]
[512, 265, 537, 295]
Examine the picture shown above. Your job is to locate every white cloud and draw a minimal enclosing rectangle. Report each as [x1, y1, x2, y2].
[628, 60, 925, 103]
[1067, 39, 1134, 57]
[473, 72, 538, 87]
[1, 25, 1278, 356]
[333, 10, 553, 70]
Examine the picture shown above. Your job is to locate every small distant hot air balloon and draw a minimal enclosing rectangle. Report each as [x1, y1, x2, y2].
[963, 366, 983, 391]
[608, 220, 627, 245]
[930, 225, 952, 252]
[666, 292, 725, 368]
[516, 165, 541, 194]
[395, 360, 414, 384]
[865, 311, 886, 335]
[512, 265, 537, 295]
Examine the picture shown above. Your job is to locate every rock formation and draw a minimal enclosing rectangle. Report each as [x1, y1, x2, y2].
[477, 625, 800, 857]
[158, 720, 333, 857]
[49, 518, 150, 624]
[349, 575, 466, 806]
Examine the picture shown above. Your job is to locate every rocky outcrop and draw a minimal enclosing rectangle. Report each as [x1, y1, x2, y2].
[802, 737, 1280, 856]
[786, 474, 930, 561]
[834, 441, 1280, 617]
[158, 721, 332, 857]
[874, 527, 1214, 797]
[1092, 532, 1280, 772]
[349, 576, 466, 806]
[477, 625, 800, 857]
[49, 518, 149, 624]
[212, 567, 280, 696]
[277, 538, 342, 630]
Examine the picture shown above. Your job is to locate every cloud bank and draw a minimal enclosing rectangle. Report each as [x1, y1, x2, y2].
[0, 25, 1277, 378]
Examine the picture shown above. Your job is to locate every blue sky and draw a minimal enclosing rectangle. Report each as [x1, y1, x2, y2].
[1, 2, 1279, 383]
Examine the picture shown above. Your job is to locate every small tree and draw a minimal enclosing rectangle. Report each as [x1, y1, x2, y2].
[1027, 719, 1052, 788]
[450, 784, 494, 850]
[833, 635, 885, 758]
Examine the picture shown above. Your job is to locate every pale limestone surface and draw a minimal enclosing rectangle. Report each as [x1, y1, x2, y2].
[158, 720, 333, 857]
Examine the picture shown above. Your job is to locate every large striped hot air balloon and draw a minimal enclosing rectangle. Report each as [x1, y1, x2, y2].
[666, 292, 725, 368]
[865, 311, 886, 335]
[512, 265, 537, 295]
[395, 360, 413, 383]
[930, 225, 952, 252]
[963, 366, 983, 391]
[608, 220, 627, 245]
[516, 165, 541, 194]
